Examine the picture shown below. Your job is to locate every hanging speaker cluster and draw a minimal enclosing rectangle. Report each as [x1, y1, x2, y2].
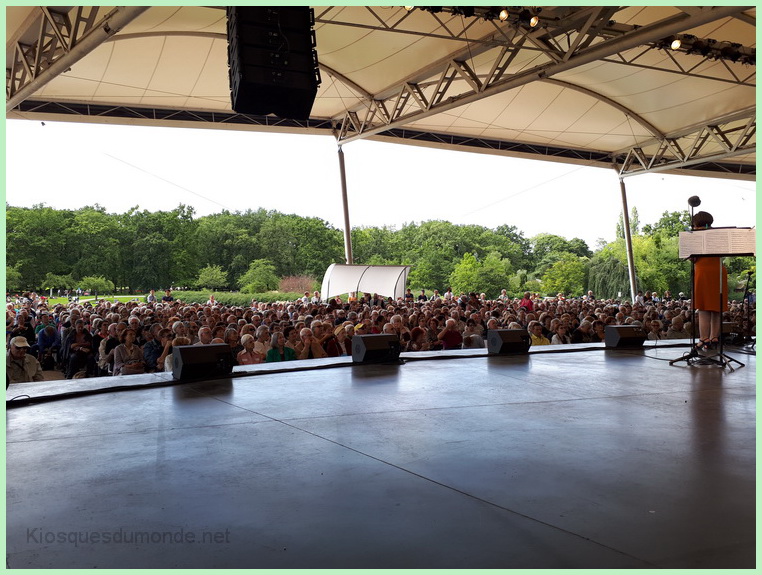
[226, 7, 321, 120]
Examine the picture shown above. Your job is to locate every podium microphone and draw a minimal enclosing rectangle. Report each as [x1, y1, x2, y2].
[687, 196, 701, 228]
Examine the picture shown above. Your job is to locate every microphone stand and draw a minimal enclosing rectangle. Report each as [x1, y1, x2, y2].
[669, 204, 700, 367]
[740, 271, 755, 349]
[669, 254, 701, 366]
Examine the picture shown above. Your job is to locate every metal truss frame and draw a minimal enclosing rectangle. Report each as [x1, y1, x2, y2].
[6, 6, 148, 112]
[7, 6, 755, 179]
[11, 99, 335, 132]
[615, 108, 756, 178]
[330, 5, 752, 146]
[7, 6, 81, 100]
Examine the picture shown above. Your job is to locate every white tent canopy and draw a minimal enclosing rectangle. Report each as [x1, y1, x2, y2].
[321, 264, 411, 301]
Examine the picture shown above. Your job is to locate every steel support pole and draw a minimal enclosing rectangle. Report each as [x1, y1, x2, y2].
[619, 177, 638, 303]
[337, 146, 353, 264]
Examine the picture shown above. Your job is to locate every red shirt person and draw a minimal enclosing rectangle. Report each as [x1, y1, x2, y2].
[519, 292, 534, 312]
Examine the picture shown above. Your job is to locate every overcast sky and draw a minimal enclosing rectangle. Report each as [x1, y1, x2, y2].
[5, 119, 756, 250]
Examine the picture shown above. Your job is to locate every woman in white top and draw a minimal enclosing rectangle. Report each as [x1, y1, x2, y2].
[164, 336, 191, 373]
[551, 324, 572, 345]
[647, 319, 664, 340]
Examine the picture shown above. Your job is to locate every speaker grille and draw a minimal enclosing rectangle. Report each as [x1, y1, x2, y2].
[227, 7, 320, 119]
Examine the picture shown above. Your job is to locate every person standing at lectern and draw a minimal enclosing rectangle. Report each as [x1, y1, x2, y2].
[691, 211, 728, 351]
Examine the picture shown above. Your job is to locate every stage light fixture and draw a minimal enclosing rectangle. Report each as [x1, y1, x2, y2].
[518, 9, 540, 28]
[404, 6, 414, 12]
[689, 39, 713, 57]
[499, 9, 509, 21]
[670, 36, 681, 50]
[720, 43, 742, 62]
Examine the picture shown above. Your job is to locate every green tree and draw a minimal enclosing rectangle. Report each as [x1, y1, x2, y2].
[6, 264, 23, 292]
[448, 252, 480, 294]
[196, 265, 228, 290]
[258, 213, 343, 278]
[507, 269, 528, 296]
[642, 210, 691, 237]
[587, 244, 631, 299]
[68, 205, 122, 287]
[196, 209, 263, 282]
[6, 204, 76, 289]
[540, 254, 588, 296]
[616, 206, 640, 239]
[238, 259, 280, 293]
[351, 226, 398, 265]
[494, 224, 532, 270]
[41, 273, 75, 296]
[124, 204, 199, 290]
[474, 251, 512, 298]
[78, 275, 115, 295]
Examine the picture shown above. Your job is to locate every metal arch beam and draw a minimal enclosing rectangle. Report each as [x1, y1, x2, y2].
[334, 5, 751, 145]
[104, 31, 225, 42]
[318, 63, 374, 102]
[6, 6, 149, 112]
[539, 78, 665, 140]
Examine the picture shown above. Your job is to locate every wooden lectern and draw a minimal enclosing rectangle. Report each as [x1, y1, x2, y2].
[670, 227, 755, 371]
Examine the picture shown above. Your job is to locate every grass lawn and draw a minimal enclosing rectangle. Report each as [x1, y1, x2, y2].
[44, 295, 145, 306]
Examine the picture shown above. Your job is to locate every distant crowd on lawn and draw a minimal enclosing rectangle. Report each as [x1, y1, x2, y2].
[6, 286, 755, 383]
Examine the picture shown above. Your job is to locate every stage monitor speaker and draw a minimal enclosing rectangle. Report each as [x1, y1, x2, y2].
[487, 329, 530, 355]
[172, 344, 234, 381]
[227, 6, 321, 120]
[604, 325, 647, 349]
[352, 334, 401, 364]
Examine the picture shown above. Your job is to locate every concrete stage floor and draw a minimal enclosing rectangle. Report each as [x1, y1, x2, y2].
[6, 341, 756, 569]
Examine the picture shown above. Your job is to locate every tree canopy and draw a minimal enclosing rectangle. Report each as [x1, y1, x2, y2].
[6, 203, 749, 300]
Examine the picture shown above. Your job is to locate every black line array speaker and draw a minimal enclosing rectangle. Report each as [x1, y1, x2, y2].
[487, 329, 530, 355]
[172, 344, 233, 380]
[226, 6, 321, 120]
[604, 325, 647, 349]
[352, 334, 402, 364]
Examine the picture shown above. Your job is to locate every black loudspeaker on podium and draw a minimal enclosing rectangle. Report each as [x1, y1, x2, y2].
[352, 334, 402, 364]
[227, 6, 321, 119]
[604, 325, 647, 349]
[487, 329, 530, 354]
[172, 344, 234, 380]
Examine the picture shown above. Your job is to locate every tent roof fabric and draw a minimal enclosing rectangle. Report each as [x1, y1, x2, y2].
[321, 264, 411, 301]
[6, 6, 755, 180]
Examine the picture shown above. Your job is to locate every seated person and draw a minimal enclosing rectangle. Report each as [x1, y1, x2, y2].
[7, 336, 44, 383]
[528, 320, 550, 346]
[237, 334, 263, 365]
[665, 316, 690, 339]
[63, 319, 96, 378]
[266, 332, 297, 362]
[437, 318, 463, 350]
[570, 320, 593, 344]
[36, 325, 61, 367]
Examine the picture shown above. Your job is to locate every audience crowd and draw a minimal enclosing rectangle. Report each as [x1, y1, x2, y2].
[6, 287, 755, 382]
